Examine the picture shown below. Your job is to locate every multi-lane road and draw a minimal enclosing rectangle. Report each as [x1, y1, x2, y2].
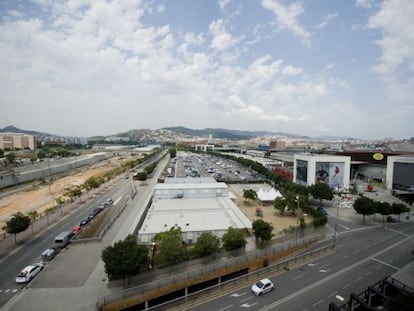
[0, 177, 135, 308]
[188, 221, 414, 311]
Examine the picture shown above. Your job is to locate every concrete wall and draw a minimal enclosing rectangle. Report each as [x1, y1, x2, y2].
[0, 153, 110, 189]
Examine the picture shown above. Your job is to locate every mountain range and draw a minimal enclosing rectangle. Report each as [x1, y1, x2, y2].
[0, 125, 357, 141]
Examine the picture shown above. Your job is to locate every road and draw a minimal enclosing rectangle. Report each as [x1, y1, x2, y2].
[0, 153, 169, 311]
[0, 177, 134, 307]
[188, 222, 414, 311]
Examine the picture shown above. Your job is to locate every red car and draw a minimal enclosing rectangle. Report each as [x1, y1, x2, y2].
[71, 226, 82, 236]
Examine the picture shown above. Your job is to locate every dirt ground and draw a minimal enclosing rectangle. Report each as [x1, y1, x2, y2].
[0, 163, 308, 237]
[0, 157, 130, 231]
[228, 184, 313, 237]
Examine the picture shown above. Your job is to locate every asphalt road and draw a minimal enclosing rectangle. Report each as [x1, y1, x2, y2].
[0, 177, 134, 308]
[188, 222, 414, 311]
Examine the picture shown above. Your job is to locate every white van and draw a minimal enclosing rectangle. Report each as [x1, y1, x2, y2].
[54, 231, 72, 249]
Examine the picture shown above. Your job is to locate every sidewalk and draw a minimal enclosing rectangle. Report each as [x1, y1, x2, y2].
[1, 162, 163, 311]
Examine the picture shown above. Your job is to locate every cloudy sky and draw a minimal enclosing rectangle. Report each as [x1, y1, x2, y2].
[0, 0, 413, 139]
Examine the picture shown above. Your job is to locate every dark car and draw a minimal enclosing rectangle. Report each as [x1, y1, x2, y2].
[386, 216, 397, 223]
[317, 207, 328, 216]
[79, 219, 90, 227]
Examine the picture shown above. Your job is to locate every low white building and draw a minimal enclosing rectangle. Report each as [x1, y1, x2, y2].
[138, 178, 252, 244]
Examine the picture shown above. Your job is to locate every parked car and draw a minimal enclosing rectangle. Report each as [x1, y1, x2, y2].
[79, 219, 90, 227]
[386, 216, 397, 223]
[93, 207, 103, 216]
[318, 207, 328, 216]
[71, 226, 82, 236]
[15, 263, 44, 284]
[41, 247, 57, 262]
[87, 213, 95, 221]
[251, 278, 274, 296]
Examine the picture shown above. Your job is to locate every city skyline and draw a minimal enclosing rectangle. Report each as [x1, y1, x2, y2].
[1, 0, 413, 139]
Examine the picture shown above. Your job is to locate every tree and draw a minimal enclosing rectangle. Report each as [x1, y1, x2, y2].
[5, 212, 31, 243]
[28, 210, 38, 234]
[102, 235, 149, 285]
[252, 219, 273, 243]
[222, 227, 247, 251]
[243, 189, 257, 202]
[5, 152, 16, 165]
[136, 172, 147, 181]
[192, 232, 220, 258]
[168, 148, 177, 158]
[153, 227, 187, 267]
[67, 186, 82, 202]
[375, 201, 392, 223]
[392, 202, 410, 221]
[308, 183, 333, 206]
[84, 176, 100, 191]
[274, 197, 287, 215]
[353, 196, 376, 224]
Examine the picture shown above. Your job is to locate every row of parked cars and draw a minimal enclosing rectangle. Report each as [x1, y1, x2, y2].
[15, 198, 114, 284]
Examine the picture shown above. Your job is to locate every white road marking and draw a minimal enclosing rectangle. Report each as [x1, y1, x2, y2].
[328, 290, 338, 298]
[336, 295, 345, 301]
[371, 257, 401, 271]
[319, 269, 330, 273]
[218, 305, 233, 311]
[240, 302, 257, 308]
[292, 274, 305, 281]
[342, 283, 351, 289]
[312, 299, 324, 307]
[240, 296, 254, 303]
[231, 292, 246, 297]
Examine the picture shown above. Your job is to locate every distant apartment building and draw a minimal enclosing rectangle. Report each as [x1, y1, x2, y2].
[0, 133, 36, 150]
[269, 140, 286, 150]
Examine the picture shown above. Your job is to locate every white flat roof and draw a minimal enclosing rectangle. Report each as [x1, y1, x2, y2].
[138, 197, 252, 235]
[155, 182, 228, 190]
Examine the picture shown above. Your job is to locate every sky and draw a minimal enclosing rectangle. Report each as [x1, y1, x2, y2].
[0, 0, 413, 139]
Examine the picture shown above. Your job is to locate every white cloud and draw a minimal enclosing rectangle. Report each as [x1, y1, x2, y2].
[261, 0, 311, 45]
[282, 65, 303, 76]
[316, 13, 339, 29]
[356, 0, 373, 9]
[219, 0, 230, 10]
[209, 19, 238, 51]
[368, 0, 414, 104]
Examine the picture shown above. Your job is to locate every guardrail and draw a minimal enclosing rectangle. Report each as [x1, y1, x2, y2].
[146, 243, 336, 311]
[96, 234, 333, 310]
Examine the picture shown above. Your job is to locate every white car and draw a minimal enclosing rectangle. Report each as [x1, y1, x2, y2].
[15, 263, 44, 284]
[251, 278, 274, 296]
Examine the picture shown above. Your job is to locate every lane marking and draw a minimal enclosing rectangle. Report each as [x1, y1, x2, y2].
[328, 291, 338, 298]
[255, 231, 414, 311]
[231, 292, 246, 297]
[354, 277, 362, 282]
[241, 302, 257, 308]
[240, 296, 254, 303]
[312, 299, 324, 307]
[292, 274, 305, 281]
[371, 257, 401, 271]
[343, 283, 351, 289]
[218, 305, 233, 311]
[336, 295, 345, 301]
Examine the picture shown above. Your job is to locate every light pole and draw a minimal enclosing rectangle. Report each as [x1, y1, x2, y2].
[295, 195, 300, 224]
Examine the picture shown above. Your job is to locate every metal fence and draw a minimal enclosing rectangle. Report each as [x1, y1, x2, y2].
[96, 233, 333, 310]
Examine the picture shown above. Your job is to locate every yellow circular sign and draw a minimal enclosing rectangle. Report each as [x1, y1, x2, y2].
[373, 153, 384, 161]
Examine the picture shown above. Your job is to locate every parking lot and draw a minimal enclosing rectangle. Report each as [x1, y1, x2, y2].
[174, 152, 265, 183]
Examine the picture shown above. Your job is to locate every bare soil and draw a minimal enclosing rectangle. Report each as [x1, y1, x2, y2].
[0, 157, 130, 231]
[228, 185, 312, 237]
